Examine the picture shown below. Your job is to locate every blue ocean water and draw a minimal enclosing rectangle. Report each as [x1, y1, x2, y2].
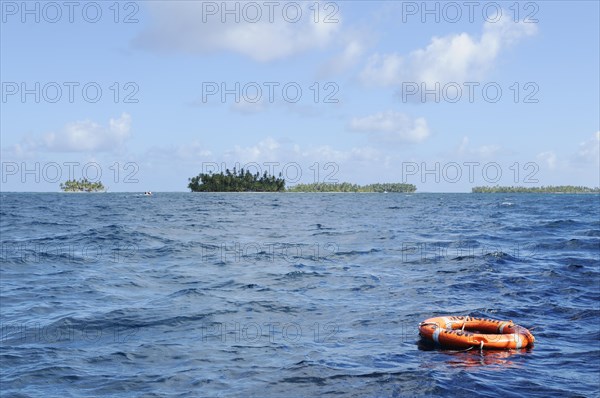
[1, 192, 599, 397]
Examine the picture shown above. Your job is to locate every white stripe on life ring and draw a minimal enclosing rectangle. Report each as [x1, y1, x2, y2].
[433, 327, 442, 344]
[498, 322, 508, 333]
[515, 334, 522, 349]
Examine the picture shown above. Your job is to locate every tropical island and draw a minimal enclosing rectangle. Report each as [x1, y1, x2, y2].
[472, 185, 600, 193]
[187, 169, 416, 193]
[188, 168, 286, 192]
[60, 178, 106, 192]
[287, 182, 416, 193]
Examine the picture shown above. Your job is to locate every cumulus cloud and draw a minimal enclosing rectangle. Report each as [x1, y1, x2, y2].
[134, 1, 340, 62]
[349, 111, 430, 144]
[575, 131, 600, 164]
[360, 53, 405, 88]
[537, 151, 558, 170]
[224, 138, 282, 163]
[219, 137, 383, 166]
[2, 135, 38, 159]
[4, 113, 133, 157]
[319, 39, 365, 76]
[534, 132, 600, 172]
[43, 113, 132, 152]
[360, 13, 537, 87]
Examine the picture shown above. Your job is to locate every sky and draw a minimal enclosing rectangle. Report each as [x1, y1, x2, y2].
[1, 0, 599, 192]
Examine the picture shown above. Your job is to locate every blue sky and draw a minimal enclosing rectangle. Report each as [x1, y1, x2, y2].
[1, 0, 599, 192]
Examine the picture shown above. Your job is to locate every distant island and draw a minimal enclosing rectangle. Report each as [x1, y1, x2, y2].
[60, 178, 105, 192]
[472, 185, 600, 193]
[287, 182, 416, 193]
[188, 168, 285, 192]
[187, 169, 416, 193]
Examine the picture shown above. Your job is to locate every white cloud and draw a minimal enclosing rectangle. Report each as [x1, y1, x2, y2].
[2, 135, 38, 159]
[360, 53, 405, 87]
[535, 132, 600, 172]
[217, 137, 386, 183]
[43, 113, 132, 152]
[3, 113, 133, 157]
[457, 136, 470, 154]
[457, 136, 502, 158]
[349, 111, 430, 144]
[224, 138, 282, 163]
[537, 151, 558, 170]
[319, 39, 365, 76]
[360, 13, 537, 87]
[176, 141, 213, 160]
[575, 131, 600, 164]
[219, 137, 383, 166]
[134, 2, 340, 62]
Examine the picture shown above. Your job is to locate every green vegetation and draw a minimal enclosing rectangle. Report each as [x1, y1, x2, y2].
[187, 169, 416, 193]
[60, 178, 105, 192]
[472, 185, 600, 193]
[287, 182, 416, 193]
[188, 168, 285, 192]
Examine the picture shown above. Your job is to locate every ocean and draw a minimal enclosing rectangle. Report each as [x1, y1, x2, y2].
[1, 192, 599, 397]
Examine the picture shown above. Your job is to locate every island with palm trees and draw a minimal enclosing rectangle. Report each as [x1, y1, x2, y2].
[286, 182, 416, 193]
[60, 178, 106, 192]
[187, 169, 416, 192]
[472, 185, 600, 193]
[188, 168, 286, 192]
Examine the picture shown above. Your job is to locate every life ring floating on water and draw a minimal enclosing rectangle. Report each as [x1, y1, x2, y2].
[419, 316, 535, 350]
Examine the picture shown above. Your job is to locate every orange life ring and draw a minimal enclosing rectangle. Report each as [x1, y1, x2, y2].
[418, 316, 535, 350]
